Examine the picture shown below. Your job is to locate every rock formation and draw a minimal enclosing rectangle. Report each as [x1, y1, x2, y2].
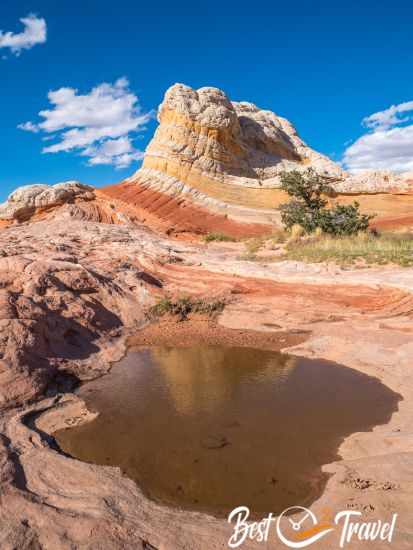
[334, 170, 413, 194]
[2, 85, 412, 236]
[102, 83, 412, 234]
[142, 83, 342, 187]
[0, 181, 155, 229]
[0, 181, 94, 222]
[139, 83, 413, 196]
[120, 84, 343, 228]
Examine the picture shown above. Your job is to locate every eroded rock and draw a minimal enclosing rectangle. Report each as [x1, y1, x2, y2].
[0, 181, 95, 221]
[0, 214, 412, 549]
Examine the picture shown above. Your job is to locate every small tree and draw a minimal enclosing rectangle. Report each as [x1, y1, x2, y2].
[318, 202, 372, 236]
[279, 169, 331, 233]
[279, 169, 374, 236]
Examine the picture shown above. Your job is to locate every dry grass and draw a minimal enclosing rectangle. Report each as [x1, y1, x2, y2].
[267, 229, 289, 246]
[283, 231, 413, 267]
[245, 237, 265, 254]
[237, 230, 288, 261]
[203, 232, 237, 243]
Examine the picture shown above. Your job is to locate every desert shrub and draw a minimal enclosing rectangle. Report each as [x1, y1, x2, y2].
[317, 203, 372, 236]
[279, 169, 374, 235]
[279, 200, 321, 233]
[148, 296, 226, 321]
[149, 297, 174, 317]
[203, 232, 236, 242]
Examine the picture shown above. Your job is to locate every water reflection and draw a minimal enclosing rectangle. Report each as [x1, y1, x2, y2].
[55, 345, 401, 517]
[152, 346, 296, 415]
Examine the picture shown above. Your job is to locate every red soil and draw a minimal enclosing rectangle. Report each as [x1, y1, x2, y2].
[99, 181, 272, 238]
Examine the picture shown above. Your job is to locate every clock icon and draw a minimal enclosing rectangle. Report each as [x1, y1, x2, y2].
[276, 506, 334, 549]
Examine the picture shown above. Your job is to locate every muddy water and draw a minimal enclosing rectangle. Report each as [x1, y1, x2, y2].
[55, 346, 400, 517]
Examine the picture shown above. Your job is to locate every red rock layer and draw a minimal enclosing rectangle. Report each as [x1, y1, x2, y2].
[371, 214, 413, 231]
[99, 181, 272, 238]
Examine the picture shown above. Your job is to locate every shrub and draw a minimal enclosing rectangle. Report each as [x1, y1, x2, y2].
[317, 203, 373, 236]
[148, 296, 226, 321]
[149, 297, 174, 317]
[279, 169, 374, 235]
[203, 232, 236, 243]
[279, 200, 320, 233]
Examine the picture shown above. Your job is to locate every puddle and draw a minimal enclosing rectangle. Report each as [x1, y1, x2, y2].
[54, 345, 401, 517]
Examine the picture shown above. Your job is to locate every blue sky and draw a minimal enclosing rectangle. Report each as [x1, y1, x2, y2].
[1, 1, 413, 201]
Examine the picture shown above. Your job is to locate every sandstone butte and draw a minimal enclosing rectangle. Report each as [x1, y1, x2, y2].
[0, 83, 412, 550]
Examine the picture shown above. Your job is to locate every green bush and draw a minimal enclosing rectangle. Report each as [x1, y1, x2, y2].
[148, 296, 226, 321]
[279, 169, 332, 210]
[279, 169, 374, 235]
[318, 203, 372, 236]
[279, 200, 321, 233]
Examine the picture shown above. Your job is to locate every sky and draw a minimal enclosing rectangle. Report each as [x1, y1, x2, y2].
[1, 1, 413, 201]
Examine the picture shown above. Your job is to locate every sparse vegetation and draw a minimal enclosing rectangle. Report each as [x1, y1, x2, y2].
[148, 296, 226, 321]
[289, 223, 305, 241]
[236, 236, 265, 261]
[279, 169, 374, 235]
[268, 229, 288, 245]
[237, 252, 256, 261]
[282, 231, 413, 267]
[203, 232, 236, 243]
[237, 231, 289, 260]
[244, 237, 265, 255]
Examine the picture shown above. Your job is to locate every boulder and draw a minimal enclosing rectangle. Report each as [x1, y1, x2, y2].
[0, 181, 95, 220]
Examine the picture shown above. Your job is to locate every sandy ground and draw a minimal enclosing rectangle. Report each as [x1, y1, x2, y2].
[127, 315, 308, 350]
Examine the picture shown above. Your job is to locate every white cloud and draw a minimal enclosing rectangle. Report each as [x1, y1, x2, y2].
[19, 78, 152, 168]
[83, 137, 144, 168]
[363, 101, 413, 130]
[343, 100, 413, 173]
[17, 121, 39, 133]
[0, 14, 46, 56]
